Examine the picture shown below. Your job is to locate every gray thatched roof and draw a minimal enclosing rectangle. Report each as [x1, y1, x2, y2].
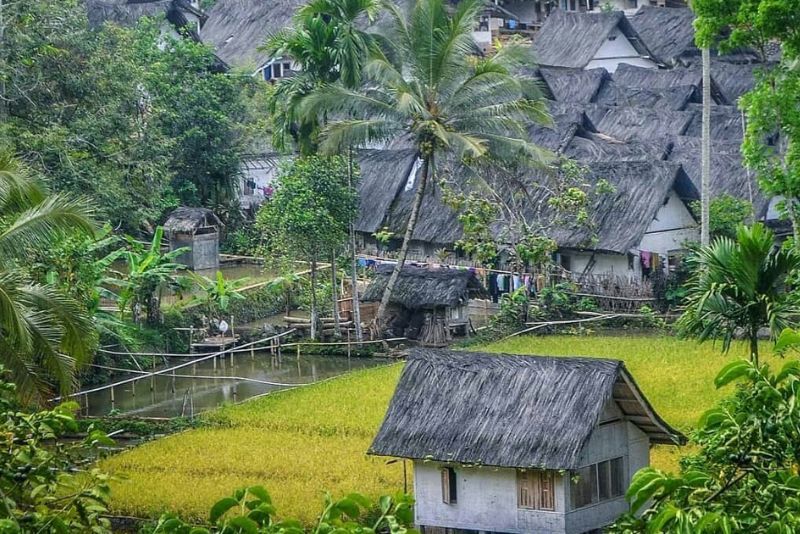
[666, 136, 766, 212]
[586, 104, 695, 143]
[533, 10, 648, 69]
[711, 60, 770, 104]
[163, 207, 222, 233]
[683, 103, 744, 141]
[628, 6, 697, 66]
[594, 79, 696, 110]
[612, 63, 725, 104]
[201, 0, 305, 69]
[86, 0, 205, 37]
[361, 266, 487, 308]
[369, 349, 684, 469]
[563, 131, 670, 162]
[539, 67, 607, 104]
[527, 101, 585, 151]
[354, 149, 418, 235]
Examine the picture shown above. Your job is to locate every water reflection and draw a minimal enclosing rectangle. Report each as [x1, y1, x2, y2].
[82, 351, 386, 418]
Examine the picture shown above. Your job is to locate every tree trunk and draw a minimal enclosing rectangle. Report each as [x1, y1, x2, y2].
[701, 46, 712, 247]
[750, 326, 759, 367]
[375, 155, 430, 330]
[788, 199, 800, 252]
[310, 255, 319, 340]
[347, 148, 363, 343]
[330, 249, 341, 337]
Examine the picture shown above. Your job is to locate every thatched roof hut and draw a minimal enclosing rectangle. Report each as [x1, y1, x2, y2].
[163, 207, 222, 235]
[594, 80, 697, 110]
[611, 63, 726, 104]
[361, 265, 487, 310]
[628, 6, 697, 66]
[563, 131, 670, 162]
[369, 349, 684, 469]
[683, 103, 744, 141]
[585, 104, 695, 143]
[86, 0, 206, 38]
[533, 10, 650, 69]
[354, 149, 418, 236]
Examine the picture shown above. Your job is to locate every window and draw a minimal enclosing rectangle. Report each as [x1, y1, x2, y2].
[517, 469, 555, 510]
[559, 254, 571, 271]
[273, 63, 283, 79]
[441, 467, 457, 504]
[570, 458, 625, 510]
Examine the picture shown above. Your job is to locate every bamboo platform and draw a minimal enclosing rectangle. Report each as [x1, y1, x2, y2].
[191, 335, 239, 351]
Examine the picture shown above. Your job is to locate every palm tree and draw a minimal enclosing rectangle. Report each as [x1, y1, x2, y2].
[677, 223, 800, 365]
[701, 46, 711, 246]
[0, 150, 96, 403]
[304, 0, 552, 329]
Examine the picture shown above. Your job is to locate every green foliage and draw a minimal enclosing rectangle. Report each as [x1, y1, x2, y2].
[112, 227, 189, 325]
[148, 486, 416, 534]
[690, 194, 753, 240]
[189, 271, 249, 315]
[0, 367, 113, 533]
[677, 223, 800, 364]
[611, 358, 800, 533]
[492, 288, 533, 328]
[0, 151, 98, 404]
[537, 282, 579, 319]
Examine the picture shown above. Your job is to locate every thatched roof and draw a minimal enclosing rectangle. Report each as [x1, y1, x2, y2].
[628, 6, 697, 66]
[527, 101, 586, 151]
[594, 79, 696, 110]
[361, 266, 488, 309]
[86, 0, 205, 37]
[612, 63, 725, 104]
[683, 103, 744, 141]
[201, 0, 305, 69]
[369, 349, 684, 469]
[667, 136, 766, 212]
[533, 10, 649, 69]
[563, 131, 670, 162]
[711, 60, 770, 104]
[163, 207, 222, 234]
[354, 149, 418, 235]
[538, 67, 607, 104]
[586, 104, 695, 143]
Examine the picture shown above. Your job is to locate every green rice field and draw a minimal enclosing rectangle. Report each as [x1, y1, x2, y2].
[99, 335, 783, 523]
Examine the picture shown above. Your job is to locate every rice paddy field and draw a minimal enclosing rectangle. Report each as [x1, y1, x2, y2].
[100, 334, 783, 523]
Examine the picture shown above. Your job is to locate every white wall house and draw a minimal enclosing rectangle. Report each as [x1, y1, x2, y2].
[585, 26, 656, 72]
[370, 349, 684, 534]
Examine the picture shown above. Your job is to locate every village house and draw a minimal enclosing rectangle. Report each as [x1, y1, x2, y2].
[163, 207, 223, 271]
[86, 0, 208, 41]
[370, 349, 684, 533]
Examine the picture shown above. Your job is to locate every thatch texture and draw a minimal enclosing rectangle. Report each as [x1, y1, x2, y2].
[683, 103, 744, 141]
[667, 136, 766, 212]
[86, 0, 204, 36]
[361, 266, 487, 309]
[594, 79, 696, 110]
[533, 10, 647, 69]
[527, 101, 585, 151]
[163, 207, 222, 234]
[586, 104, 694, 142]
[711, 60, 770, 104]
[369, 349, 684, 469]
[354, 149, 418, 235]
[539, 67, 607, 104]
[536, 161, 697, 253]
[628, 6, 697, 66]
[563, 131, 670, 162]
[612, 63, 727, 103]
[202, 0, 306, 69]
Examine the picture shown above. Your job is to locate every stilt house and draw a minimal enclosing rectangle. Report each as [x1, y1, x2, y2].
[370, 349, 685, 534]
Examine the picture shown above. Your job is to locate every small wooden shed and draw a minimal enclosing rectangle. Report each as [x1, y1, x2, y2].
[361, 265, 487, 346]
[163, 207, 223, 271]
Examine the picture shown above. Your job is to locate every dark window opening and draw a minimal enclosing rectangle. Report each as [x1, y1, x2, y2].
[441, 467, 457, 504]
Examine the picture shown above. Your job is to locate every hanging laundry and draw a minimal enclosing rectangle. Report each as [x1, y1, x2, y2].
[640, 251, 651, 269]
[512, 274, 522, 291]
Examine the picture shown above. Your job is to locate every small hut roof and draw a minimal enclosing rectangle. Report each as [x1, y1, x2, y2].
[711, 60, 771, 104]
[201, 0, 305, 69]
[539, 67, 607, 104]
[667, 136, 766, 212]
[628, 6, 697, 66]
[163, 207, 222, 234]
[369, 349, 684, 469]
[594, 79, 696, 110]
[86, 0, 205, 36]
[612, 63, 726, 104]
[361, 266, 488, 308]
[533, 10, 649, 69]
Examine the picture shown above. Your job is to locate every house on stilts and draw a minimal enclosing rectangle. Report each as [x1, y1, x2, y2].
[370, 349, 685, 534]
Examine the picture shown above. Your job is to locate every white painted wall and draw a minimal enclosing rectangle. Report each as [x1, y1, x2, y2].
[413, 399, 652, 533]
[637, 189, 699, 274]
[585, 28, 656, 72]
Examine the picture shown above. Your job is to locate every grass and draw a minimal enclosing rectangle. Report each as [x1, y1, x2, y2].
[100, 334, 781, 523]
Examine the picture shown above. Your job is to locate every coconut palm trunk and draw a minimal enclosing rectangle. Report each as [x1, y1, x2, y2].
[376, 155, 430, 329]
[330, 249, 341, 337]
[348, 149, 363, 342]
[701, 46, 711, 246]
[310, 255, 319, 340]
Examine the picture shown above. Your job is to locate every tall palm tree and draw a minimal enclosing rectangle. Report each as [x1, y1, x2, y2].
[701, 46, 711, 246]
[677, 223, 800, 365]
[304, 0, 552, 329]
[0, 150, 96, 403]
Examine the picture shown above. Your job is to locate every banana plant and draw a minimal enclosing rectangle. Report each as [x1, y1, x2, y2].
[189, 270, 249, 316]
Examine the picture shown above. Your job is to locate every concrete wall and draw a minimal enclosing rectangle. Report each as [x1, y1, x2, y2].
[585, 28, 656, 72]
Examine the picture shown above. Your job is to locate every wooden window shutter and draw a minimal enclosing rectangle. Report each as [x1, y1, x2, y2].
[441, 467, 457, 504]
[518, 470, 555, 510]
